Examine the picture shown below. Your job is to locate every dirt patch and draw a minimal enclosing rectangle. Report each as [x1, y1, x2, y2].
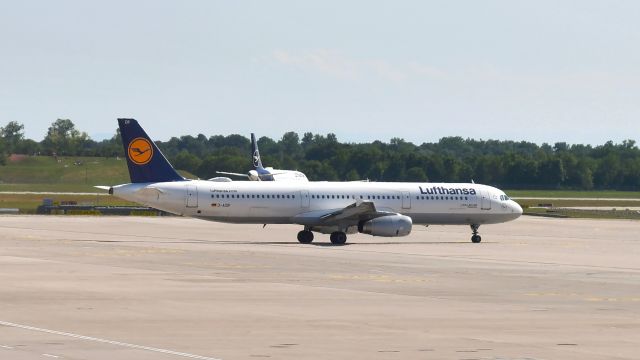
[8, 154, 29, 163]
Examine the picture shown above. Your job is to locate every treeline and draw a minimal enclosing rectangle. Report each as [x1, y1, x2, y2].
[1, 119, 639, 190]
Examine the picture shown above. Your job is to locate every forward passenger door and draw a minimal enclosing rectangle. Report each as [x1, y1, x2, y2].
[480, 190, 491, 210]
[186, 184, 198, 208]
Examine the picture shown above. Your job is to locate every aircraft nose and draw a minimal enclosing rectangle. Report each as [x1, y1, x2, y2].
[511, 201, 523, 217]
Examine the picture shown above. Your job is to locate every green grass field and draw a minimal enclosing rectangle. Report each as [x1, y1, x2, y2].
[1, 156, 639, 218]
[0, 193, 136, 214]
[0, 156, 130, 191]
[0, 156, 196, 192]
[506, 190, 640, 199]
[0, 156, 195, 212]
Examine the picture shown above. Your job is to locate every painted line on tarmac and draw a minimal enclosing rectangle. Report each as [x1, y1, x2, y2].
[0, 320, 222, 360]
[0, 191, 109, 196]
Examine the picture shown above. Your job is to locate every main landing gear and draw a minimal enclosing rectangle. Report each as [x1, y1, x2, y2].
[297, 230, 314, 244]
[470, 224, 481, 243]
[297, 230, 347, 245]
[329, 231, 347, 245]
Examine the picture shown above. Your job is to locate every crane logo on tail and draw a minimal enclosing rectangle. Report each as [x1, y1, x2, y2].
[253, 150, 260, 167]
[128, 138, 154, 165]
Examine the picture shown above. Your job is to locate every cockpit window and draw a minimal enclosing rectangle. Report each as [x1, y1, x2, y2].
[500, 195, 510, 201]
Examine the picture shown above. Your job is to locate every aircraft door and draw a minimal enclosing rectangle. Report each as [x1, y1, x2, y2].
[401, 191, 411, 209]
[186, 184, 198, 208]
[300, 190, 310, 208]
[480, 190, 491, 210]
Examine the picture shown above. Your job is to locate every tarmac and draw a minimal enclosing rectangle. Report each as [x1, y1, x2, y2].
[0, 215, 639, 360]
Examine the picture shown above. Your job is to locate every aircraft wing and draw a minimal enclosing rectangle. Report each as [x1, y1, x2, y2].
[216, 171, 249, 178]
[293, 200, 391, 227]
[264, 171, 288, 176]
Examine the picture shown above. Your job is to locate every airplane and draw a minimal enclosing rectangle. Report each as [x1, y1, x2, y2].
[102, 119, 522, 245]
[215, 133, 308, 182]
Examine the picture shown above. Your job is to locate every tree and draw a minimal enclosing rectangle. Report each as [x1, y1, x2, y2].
[42, 119, 90, 155]
[173, 151, 203, 174]
[538, 158, 566, 187]
[344, 169, 360, 181]
[0, 137, 6, 165]
[1, 121, 25, 154]
[280, 132, 302, 159]
[405, 167, 428, 182]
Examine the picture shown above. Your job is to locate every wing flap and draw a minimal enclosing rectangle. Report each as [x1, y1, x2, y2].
[293, 200, 385, 226]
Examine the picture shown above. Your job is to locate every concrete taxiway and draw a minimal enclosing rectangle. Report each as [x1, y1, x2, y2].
[0, 215, 639, 360]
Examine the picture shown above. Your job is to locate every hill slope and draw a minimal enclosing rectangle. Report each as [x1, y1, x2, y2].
[0, 156, 195, 192]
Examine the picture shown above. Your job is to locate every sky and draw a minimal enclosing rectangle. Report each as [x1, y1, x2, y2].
[1, 0, 639, 145]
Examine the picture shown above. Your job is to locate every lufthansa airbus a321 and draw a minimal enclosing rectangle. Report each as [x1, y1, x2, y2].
[101, 119, 522, 245]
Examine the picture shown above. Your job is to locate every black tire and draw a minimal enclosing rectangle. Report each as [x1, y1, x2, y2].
[330, 231, 347, 245]
[297, 230, 314, 244]
[471, 234, 482, 243]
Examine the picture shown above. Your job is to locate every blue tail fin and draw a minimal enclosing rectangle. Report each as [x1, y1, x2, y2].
[118, 118, 185, 183]
[251, 133, 264, 170]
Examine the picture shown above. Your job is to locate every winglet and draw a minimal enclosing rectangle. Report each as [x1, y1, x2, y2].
[118, 118, 185, 183]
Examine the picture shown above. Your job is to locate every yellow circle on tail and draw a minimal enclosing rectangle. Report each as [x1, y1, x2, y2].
[128, 138, 154, 165]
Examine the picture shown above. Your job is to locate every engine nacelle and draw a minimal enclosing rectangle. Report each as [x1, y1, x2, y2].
[358, 214, 412, 237]
[248, 170, 260, 181]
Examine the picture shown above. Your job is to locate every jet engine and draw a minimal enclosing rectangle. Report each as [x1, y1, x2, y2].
[358, 214, 412, 237]
[248, 170, 260, 181]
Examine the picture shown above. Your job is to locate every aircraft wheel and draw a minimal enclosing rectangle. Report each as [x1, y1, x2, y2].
[330, 231, 347, 245]
[471, 234, 482, 243]
[297, 230, 314, 244]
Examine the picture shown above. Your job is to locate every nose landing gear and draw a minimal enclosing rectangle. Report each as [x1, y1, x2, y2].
[470, 224, 481, 243]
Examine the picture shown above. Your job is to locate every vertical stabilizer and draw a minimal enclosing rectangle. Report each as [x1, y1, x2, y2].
[251, 133, 264, 170]
[118, 118, 185, 183]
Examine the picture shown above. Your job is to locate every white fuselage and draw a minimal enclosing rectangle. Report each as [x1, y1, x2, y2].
[112, 180, 522, 233]
[260, 168, 309, 182]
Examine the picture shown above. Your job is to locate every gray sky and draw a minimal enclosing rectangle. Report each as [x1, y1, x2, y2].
[1, 1, 639, 145]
